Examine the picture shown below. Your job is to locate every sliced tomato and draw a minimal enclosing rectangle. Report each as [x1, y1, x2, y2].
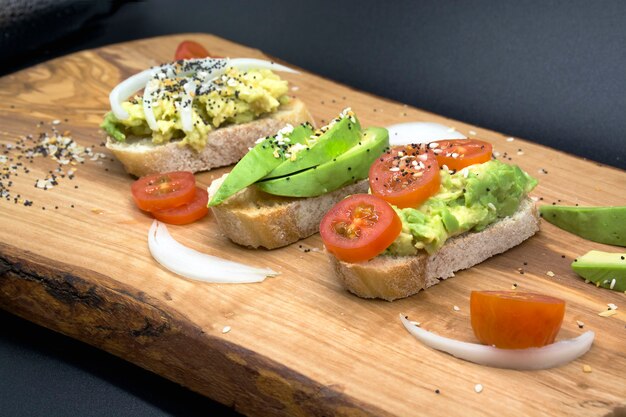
[369, 144, 441, 209]
[320, 194, 402, 263]
[175, 40, 211, 60]
[430, 139, 492, 171]
[152, 187, 209, 225]
[131, 171, 196, 212]
[470, 291, 565, 349]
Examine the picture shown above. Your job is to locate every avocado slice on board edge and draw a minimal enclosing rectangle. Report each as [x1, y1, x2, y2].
[539, 205, 626, 247]
[263, 115, 362, 180]
[572, 250, 626, 292]
[256, 127, 389, 198]
[208, 122, 314, 206]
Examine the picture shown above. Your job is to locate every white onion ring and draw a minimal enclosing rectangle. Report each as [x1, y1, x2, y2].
[109, 58, 298, 122]
[387, 122, 467, 146]
[142, 78, 159, 131]
[109, 69, 154, 120]
[148, 220, 278, 283]
[180, 81, 197, 132]
[399, 314, 594, 370]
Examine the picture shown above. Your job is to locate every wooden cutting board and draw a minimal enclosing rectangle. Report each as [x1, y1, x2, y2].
[0, 34, 625, 417]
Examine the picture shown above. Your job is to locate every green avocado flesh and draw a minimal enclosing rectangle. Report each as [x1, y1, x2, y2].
[256, 127, 389, 197]
[572, 250, 626, 292]
[539, 205, 626, 247]
[386, 160, 538, 256]
[263, 115, 362, 179]
[208, 123, 314, 206]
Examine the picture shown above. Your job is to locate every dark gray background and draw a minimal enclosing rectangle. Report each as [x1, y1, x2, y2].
[1, 1, 625, 416]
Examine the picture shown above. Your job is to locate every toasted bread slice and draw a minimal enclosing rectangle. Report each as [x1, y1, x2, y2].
[328, 197, 540, 301]
[208, 175, 369, 249]
[106, 98, 312, 177]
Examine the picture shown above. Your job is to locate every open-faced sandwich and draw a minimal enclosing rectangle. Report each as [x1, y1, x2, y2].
[101, 58, 312, 176]
[320, 139, 540, 301]
[207, 109, 389, 249]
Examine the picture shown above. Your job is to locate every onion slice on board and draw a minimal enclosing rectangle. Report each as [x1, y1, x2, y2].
[142, 78, 160, 131]
[387, 122, 466, 146]
[399, 314, 594, 370]
[148, 220, 278, 283]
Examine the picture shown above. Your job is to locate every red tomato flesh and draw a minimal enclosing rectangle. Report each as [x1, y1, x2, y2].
[175, 40, 211, 60]
[470, 291, 565, 349]
[430, 139, 492, 171]
[131, 171, 196, 212]
[152, 187, 209, 225]
[369, 144, 441, 209]
[320, 194, 402, 263]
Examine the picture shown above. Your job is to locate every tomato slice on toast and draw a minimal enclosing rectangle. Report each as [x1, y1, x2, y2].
[369, 144, 441, 209]
[430, 139, 492, 171]
[320, 194, 402, 263]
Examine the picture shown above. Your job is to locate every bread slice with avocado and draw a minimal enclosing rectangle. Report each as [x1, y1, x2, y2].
[106, 98, 312, 177]
[209, 175, 369, 249]
[208, 109, 390, 249]
[102, 57, 313, 176]
[329, 197, 539, 301]
[320, 141, 540, 301]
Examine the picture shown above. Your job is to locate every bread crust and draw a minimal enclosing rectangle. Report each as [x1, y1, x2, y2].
[105, 99, 313, 177]
[209, 177, 369, 249]
[329, 197, 540, 301]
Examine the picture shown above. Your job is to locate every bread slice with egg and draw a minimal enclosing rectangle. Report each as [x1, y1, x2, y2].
[328, 197, 540, 301]
[208, 175, 369, 249]
[106, 98, 312, 177]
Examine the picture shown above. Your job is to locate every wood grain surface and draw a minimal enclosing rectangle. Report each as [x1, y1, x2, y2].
[0, 33, 625, 417]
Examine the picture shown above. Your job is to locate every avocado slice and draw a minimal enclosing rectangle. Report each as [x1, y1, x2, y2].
[256, 127, 389, 197]
[539, 205, 626, 247]
[263, 113, 362, 179]
[572, 250, 626, 292]
[208, 122, 314, 206]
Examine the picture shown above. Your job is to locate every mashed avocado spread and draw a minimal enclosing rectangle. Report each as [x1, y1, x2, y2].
[101, 67, 289, 152]
[386, 160, 537, 256]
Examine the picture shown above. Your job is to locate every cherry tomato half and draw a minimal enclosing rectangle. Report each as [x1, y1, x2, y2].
[430, 139, 492, 171]
[320, 194, 402, 263]
[470, 291, 565, 349]
[369, 144, 441, 209]
[175, 40, 211, 60]
[152, 187, 209, 225]
[131, 171, 196, 212]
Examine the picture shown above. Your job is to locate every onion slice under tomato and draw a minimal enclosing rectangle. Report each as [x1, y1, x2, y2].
[148, 220, 278, 283]
[399, 314, 594, 370]
[387, 122, 466, 146]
